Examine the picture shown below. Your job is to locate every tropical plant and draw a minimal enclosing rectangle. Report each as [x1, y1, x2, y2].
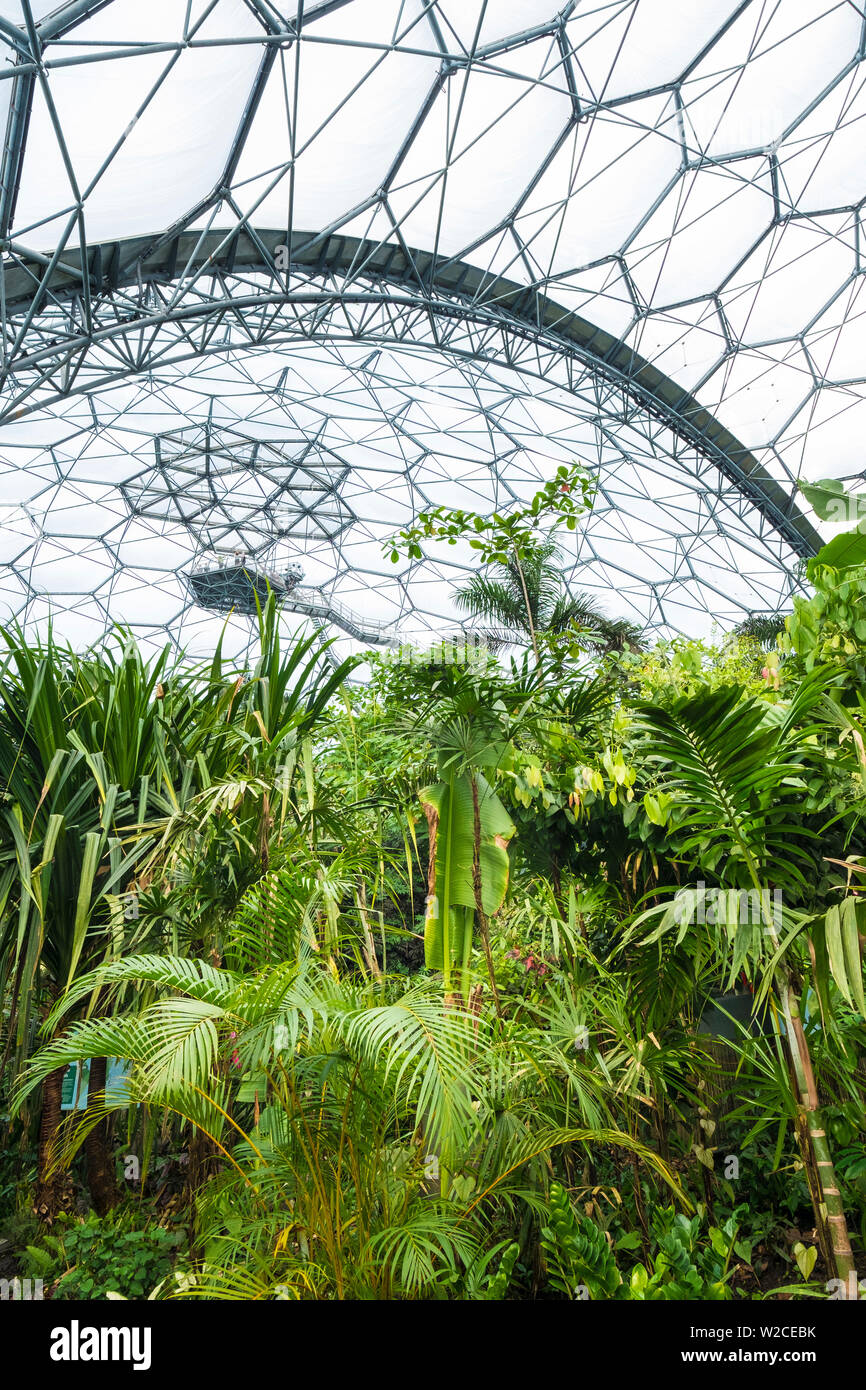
[453, 535, 645, 659]
[0, 624, 173, 1214]
[626, 679, 862, 1293]
[0, 601, 357, 1218]
[3, 569, 866, 1307]
[386, 462, 644, 666]
[12, 930, 687, 1300]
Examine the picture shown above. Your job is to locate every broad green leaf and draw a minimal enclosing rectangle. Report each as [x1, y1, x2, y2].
[798, 478, 855, 522]
[812, 527, 866, 570]
[825, 904, 851, 1010]
[793, 1242, 817, 1281]
[420, 773, 515, 972]
[840, 896, 866, 1019]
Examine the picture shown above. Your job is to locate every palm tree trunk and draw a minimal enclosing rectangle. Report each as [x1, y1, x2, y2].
[355, 880, 382, 979]
[34, 1066, 69, 1221]
[186, 1126, 220, 1197]
[84, 1054, 118, 1215]
[511, 548, 541, 670]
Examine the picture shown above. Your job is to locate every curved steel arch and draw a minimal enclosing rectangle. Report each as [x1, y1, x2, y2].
[0, 227, 822, 559]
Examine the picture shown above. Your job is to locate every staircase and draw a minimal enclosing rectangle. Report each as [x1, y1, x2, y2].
[282, 587, 398, 645]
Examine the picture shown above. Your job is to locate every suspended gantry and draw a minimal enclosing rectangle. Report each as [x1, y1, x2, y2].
[188, 551, 397, 646]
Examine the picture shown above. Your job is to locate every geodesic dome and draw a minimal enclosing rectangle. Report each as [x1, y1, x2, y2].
[0, 0, 860, 659]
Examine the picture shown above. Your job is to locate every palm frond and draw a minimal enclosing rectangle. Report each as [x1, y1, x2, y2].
[634, 683, 816, 890]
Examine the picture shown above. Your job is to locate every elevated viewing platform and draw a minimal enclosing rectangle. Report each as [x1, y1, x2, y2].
[187, 554, 306, 618]
[187, 554, 398, 646]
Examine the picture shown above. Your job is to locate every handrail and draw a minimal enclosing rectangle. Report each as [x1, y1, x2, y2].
[191, 558, 398, 644]
[285, 586, 397, 645]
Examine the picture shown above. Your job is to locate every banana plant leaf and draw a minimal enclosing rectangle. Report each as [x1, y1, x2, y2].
[419, 772, 515, 972]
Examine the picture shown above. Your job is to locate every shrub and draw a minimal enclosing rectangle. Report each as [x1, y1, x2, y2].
[52, 1213, 185, 1300]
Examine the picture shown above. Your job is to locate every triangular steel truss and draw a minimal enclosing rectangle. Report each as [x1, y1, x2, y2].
[0, 1, 859, 654]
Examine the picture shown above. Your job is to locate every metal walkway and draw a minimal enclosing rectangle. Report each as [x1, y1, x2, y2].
[187, 557, 398, 646]
[282, 587, 397, 646]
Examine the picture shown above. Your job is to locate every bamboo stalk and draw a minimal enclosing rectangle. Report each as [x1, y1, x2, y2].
[753, 874, 859, 1295]
[778, 979, 857, 1294]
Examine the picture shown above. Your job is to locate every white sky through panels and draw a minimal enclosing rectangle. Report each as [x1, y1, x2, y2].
[0, 0, 862, 656]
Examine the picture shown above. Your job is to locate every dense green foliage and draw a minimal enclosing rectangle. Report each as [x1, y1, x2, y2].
[23, 1213, 184, 1300]
[2, 490, 866, 1302]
